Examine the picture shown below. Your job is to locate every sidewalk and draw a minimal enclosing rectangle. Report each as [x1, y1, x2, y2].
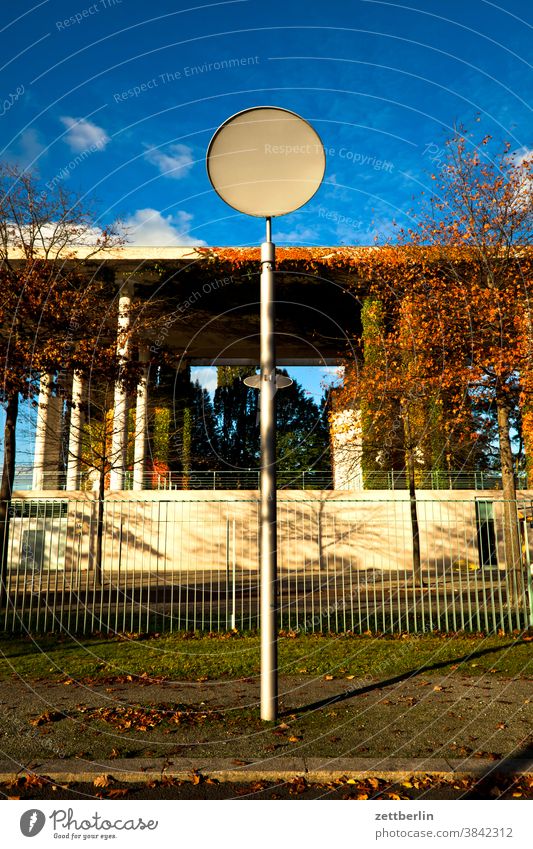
[1, 672, 531, 769]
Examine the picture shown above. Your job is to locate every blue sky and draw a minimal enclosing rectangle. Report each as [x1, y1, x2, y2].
[1, 0, 531, 461]
[2, 0, 531, 248]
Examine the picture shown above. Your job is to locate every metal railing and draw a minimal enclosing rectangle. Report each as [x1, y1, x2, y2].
[123, 469, 334, 491]
[13, 467, 530, 492]
[11, 469, 333, 491]
[1, 497, 532, 635]
[362, 470, 530, 490]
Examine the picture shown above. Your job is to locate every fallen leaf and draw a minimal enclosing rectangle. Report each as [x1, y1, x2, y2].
[93, 774, 113, 788]
[29, 711, 64, 727]
[288, 777, 308, 794]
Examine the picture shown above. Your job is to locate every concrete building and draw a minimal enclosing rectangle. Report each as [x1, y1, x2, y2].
[27, 245, 366, 494]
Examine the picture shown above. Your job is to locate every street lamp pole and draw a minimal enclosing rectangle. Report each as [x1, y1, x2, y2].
[206, 106, 325, 723]
[259, 216, 277, 720]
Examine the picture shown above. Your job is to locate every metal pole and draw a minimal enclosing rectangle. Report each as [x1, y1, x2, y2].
[231, 518, 236, 630]
[226, 518, 230, 630]
[260, 216, 278, 721]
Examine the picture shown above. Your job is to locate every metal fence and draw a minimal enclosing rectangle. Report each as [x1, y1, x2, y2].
[361, 470, 529, 490]
[125, 469, 335, 491]
[12, 467, 529, 492]
[2, 496, 533, 635]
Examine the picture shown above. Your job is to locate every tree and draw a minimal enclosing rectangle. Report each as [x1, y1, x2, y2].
[339, 131, 532, 598]
[339, 272, 446, 585]
[188, 380, 219, 470]
[275, 372, 331, 475]
[213, 366, 259, 470]
[212, 366, 331, 480]
[405, 129, 533, 603]
[338, 242, 509, 585]
[0, 163, 124, 598]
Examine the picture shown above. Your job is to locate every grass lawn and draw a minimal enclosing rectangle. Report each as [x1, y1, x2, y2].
[0, 630, 531, 682]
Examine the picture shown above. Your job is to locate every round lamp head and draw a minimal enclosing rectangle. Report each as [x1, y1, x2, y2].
[243, 374, 293, 390]
[206, 107, 325, 218]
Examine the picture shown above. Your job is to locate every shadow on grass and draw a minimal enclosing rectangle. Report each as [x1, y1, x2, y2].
[285, 639, 532, 799]
[284, 640, 530, 717]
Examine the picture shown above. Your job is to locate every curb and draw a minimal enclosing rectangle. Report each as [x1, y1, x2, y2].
[2, 758, 533, 785]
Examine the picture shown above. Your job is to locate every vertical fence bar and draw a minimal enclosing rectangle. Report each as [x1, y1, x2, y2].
[4, 493, 528, 639]
[165, 503, 173, 633]
[301, 502, 307, 634]
[177, 502, 183, 631]
[145, 502, 151, 634]
[231, 518, 236, 630]
[64, 504, 75, 635]
[391, 504, 402, 634]
[278, 505, 284, 630]
[310, 504, 315, 633]
[348, 517, 354, 632]
[340, 513, 347, 633]
[17, 506, 28, 632]
[426, 504, 434, 633]
[524, 511, 533, 627]
[317, 508, 324, 632]
[208, 508, 213, 633]
[500, 505, 513, 634]
[114, 503, 123, 635]
[333, 514, 339, 632]
[225, 518, 230, 630]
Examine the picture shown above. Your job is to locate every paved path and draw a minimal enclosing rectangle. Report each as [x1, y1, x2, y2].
[0, 672, 531, 773]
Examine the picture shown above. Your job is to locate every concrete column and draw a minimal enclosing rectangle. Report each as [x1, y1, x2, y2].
[330, 407, 363, 490]
[32, 373, 61, 490]
[66, 372, 85, 490]
[133, 345, 149, 491]
[109, 279, 133, 491]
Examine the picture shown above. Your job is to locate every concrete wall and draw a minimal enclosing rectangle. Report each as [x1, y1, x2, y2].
[8, 490, 533, 579]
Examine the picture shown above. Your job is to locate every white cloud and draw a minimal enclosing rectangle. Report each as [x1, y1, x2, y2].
[275, 225, 321, 244]
[144, 143, 194, 180]
[60, 116, 110, 152]
[192, 366, 217, 394]
[121, 208, 206, 246]
[7, 220, 110, 250]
